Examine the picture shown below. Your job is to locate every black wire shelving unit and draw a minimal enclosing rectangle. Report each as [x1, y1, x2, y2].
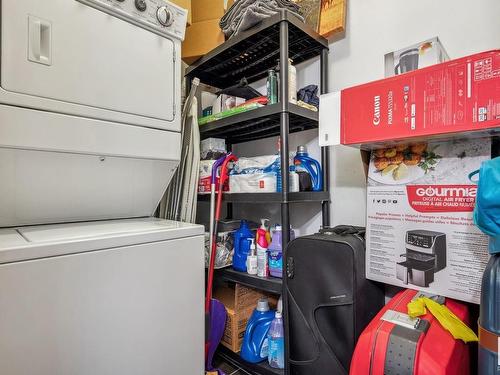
[216, 268, 283, 295]
[187, 10, 330, 375]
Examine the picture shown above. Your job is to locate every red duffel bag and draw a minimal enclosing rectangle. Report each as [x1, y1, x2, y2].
[350, 289, 471, 375]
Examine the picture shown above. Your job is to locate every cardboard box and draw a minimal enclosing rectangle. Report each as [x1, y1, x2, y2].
[170, 0, 192, 25]
[192, 0, 234, 23]
[218, 304, 253, 353]
[214, 283, 277, 352]
[321, 51, 500, 148]
[182, 19, 225, 64]
[385, 37, 449, 77]
[366, 139, 491, 304]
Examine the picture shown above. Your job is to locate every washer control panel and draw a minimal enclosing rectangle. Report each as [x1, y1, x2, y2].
[77, 0, 187, 40]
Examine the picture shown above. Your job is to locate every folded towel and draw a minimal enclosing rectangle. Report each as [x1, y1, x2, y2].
[220, 0, 304, 39]
[297, 84, 319, 108]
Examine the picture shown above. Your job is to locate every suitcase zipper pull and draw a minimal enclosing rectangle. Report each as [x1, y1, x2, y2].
[287, 257, 295, 279]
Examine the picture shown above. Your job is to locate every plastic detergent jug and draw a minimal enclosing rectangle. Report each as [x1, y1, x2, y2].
[268, 311, 285, 369]
[478, 254, 500, 375]
[241, 298, 275, 363]
[268, 225, 295, 278]
[233, 220, 254, 272]
[294, 145, 323, 191]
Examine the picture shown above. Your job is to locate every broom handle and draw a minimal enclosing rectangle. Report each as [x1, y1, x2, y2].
[205, 154, 238, 312]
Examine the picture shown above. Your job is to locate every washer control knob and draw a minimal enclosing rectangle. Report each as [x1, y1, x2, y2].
[156, 6, 174, 26]
[135, 0, 147, 12]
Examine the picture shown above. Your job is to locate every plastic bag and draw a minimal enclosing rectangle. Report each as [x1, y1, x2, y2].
[473, 156, 500, 254]
[407, 297, 478, 343]
[204, 232, 234, 269]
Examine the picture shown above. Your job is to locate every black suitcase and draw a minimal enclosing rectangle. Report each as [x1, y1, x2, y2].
[285, 226, 385, 374]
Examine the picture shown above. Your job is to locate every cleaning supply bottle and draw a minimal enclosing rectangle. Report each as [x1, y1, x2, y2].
[478, 254, 500, 374]
[241, 298, 275, 363]
[256, 219, 270, 277]
[294, 145, 323, 191]
[256, 218, 271, 245]
[267, 311, 285, 369]
[246, 239, 258, 275]
[276, 138, 282, 193]
[257, 246, 269, 278]
[276, 165, 300, 193]
[289, 165, 300, 193]
[268, 225, 296, 278]
[288, 58, 297, 104]
[232, 220, 254, 272]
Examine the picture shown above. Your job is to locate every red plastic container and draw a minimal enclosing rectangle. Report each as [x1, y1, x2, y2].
[340, 50, 500, 148]
[350, 289, 471, 375]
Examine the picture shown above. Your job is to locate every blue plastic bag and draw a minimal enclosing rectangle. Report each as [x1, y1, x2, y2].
[473, 156, 500, 254]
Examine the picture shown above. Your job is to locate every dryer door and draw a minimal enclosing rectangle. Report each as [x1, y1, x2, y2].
[1, 0, 179, 131]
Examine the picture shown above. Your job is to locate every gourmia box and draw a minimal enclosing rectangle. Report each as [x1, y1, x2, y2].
[366, 139, 490, 303]
[340, 50, 500, 147]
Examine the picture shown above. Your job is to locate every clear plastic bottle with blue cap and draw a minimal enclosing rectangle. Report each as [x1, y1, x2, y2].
[267, 310, 285, 369]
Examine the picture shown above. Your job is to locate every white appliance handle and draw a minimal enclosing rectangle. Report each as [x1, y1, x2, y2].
[28, 16, 52, 66]
[31, 19, 41, 59]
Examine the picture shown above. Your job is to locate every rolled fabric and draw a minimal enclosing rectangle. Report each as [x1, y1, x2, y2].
[220, 0, 304, 39]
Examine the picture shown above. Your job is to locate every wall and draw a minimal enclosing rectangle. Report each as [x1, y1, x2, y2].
[225, 0, 500, 236]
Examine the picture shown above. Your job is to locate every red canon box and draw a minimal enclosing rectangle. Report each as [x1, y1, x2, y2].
[340, 50, 500, 147]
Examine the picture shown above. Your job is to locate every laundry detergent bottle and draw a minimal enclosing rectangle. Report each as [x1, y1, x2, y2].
[294, 145, 323, 191]
[268, 311, 285, 369]
[241, 298, 275, 363]
[478, 254, 500, 375]
[232, 220, 254, 272]
[268, 225, 295, 278]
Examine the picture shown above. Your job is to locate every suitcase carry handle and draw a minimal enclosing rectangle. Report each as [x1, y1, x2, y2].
[319, 225, 365, 238]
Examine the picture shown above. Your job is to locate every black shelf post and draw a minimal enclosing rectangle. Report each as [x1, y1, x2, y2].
[278, 20, 291, 375]
[320, 47, 330, 228]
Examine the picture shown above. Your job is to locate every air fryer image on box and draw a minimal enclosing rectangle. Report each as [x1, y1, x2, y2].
[366, 139, 491, 303]
[385, 37, 449, 77]
[396, 230, 446, 287]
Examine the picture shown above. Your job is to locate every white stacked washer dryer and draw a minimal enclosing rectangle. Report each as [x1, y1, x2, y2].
[0, 1, 204, 374]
